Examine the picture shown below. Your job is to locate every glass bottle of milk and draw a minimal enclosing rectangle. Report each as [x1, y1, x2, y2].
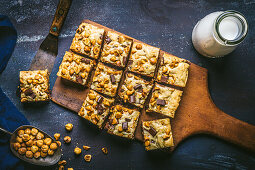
[192, 10, 248, 58]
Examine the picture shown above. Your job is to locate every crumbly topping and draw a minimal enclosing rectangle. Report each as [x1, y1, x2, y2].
[147, 83, 183, 118]
[119, 73, 153, 108]
[91, 63, 122, 97]
[70, 23, 104, 59]
[78, 90, 114, 128]
[57, 51, 93, 85]
[101, 31, 132, 67]
[128, 42, 160, 77]
[157, 53, 189, 87]
[105, 105, 140, 139]
[20, 70, 49, 102]
[142, 118, 174, 151]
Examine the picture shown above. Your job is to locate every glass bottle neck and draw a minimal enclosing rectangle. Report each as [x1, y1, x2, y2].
[213, 10, 248, 46]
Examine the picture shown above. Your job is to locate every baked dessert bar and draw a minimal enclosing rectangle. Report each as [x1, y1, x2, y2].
[105, 105, 140, 139]
[157, 53, 189, 87]
[142, 118, 174, 151]
[78, 90, 114, 128]
[70, 23, 104, 59]
[119, 73, 153, 108]
[127, 42, 160, 77]
[100, 31, 132, 67]
[57, 51, 94, 86]
[91, 62, 122, 97]
[20, 70, 50, 102]
[147, 83, 183, 118]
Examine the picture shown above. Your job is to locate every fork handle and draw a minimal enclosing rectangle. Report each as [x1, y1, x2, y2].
[49, 0, 72, 37]
[0, 127, 12, 136]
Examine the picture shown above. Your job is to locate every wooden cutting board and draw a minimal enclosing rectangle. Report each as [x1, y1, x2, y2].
[51, 20, 255, 152]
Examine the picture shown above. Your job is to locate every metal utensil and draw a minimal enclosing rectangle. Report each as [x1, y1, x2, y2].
[29, 0, 72, 73]
[0, 125, 61, 166]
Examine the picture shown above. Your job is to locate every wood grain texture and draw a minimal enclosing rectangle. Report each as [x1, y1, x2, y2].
[51, 20, 255, 152]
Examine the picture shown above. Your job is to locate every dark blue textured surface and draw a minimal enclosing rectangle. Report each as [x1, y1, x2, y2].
[0, 15, 29, 170]
[0, 0, 255, 169]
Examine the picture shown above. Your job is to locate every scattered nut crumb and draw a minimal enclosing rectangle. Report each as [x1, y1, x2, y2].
[56, 141, 61, 147]
[54, 133, 61, 140]
[84, 154, 92, 162]
[83, 145, 91, 150]
[64, 136, 71, 143]
[102, 147, 108, 154]
[74, 147, 82, 155]
[58, 160, 67, 166]
[65, 123, 73, 131]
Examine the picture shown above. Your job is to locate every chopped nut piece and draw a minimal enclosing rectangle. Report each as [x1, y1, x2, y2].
[59, 166, 64, 170]
[50, 142, 58, 150]
[18, 147, 27, 155]
[41, 145, 49, 152]
[24, 128, 31, 135]
[31, 128, 38, 136]
[68, 168, 74, 170]
[18, 130, 24, 137]
[22, 134, 30, 142]
[83, 145, 91, 150]
[36, 140, 44, 147]
[54, 133, 61, 140]
[13, 143, 21, 150]
[74, 147, 82, 155]
[84, 154, 92, 162]
[41, 151, 47, 157]
[48, 149, 54, 156]
[65, 123, 73, 131]
[36, 132, 44, 140]
[58, 160, 67, 166]
[34, 152, 40, 159]
[56, 141, 62, 147]
[16, 136, 23, 143]
[64, 136, 71, 143]
[44, 138, 52, 145]
[101, 147, 108, 154]
[31, 145, 39, 153]
[25, 150, 33, 158]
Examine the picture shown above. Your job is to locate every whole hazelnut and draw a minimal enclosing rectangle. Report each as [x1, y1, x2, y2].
[65, 123, 73, 131]
[31, 145, 39, 153]
[41, 145, 49, 152]
[64, 136, 71, 143]
[31, 128, 38, 136]
[56, 141, 61, 147]
[26, 139, 33, 146]
[25, 151, 33, 158]
[54, 133, 60, 140]
[40, 151, 47, 157]
[16, 136, 23, 143]
[13, 143, 21, 151]
[24, 128, 31, 135]
[36, 140, 44, 147]
[48, 149, 54, 156]
[74, 147, 82, 155]
[22, 134, 30, 142]
[34, 152, 40, 159]
[18, 147, 27, 155]
[50, 143, 58, 150]
[44, 138, 52, 145]
[18, 130, 24, 137]
[36, 132, 44, 140]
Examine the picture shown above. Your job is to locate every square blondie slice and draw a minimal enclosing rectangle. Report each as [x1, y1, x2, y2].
[20, 70, 50, 102]
[57, 51, 94, 86]
[91, 62, 122, 97]
[100, 31, 132, 68]
[142, 118, 174, 151]
[127, 42, 160, 77]
[119, 73, 153, 108]
[157, 53, 190, 87]
[70, 23, 104, 59]
[147, 83, 183, 118]
[78, 90, 114, 129]
[105, 105, 140, 139]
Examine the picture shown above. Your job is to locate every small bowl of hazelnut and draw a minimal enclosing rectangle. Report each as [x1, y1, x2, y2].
[0, 125, 61, 166]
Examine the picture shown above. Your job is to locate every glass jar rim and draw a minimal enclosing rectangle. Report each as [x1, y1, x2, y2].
[214, 10, 248, 45]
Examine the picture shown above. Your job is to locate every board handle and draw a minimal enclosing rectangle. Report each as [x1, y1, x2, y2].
[204, 106, 255, 152]
[49, 0, 72, 37]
